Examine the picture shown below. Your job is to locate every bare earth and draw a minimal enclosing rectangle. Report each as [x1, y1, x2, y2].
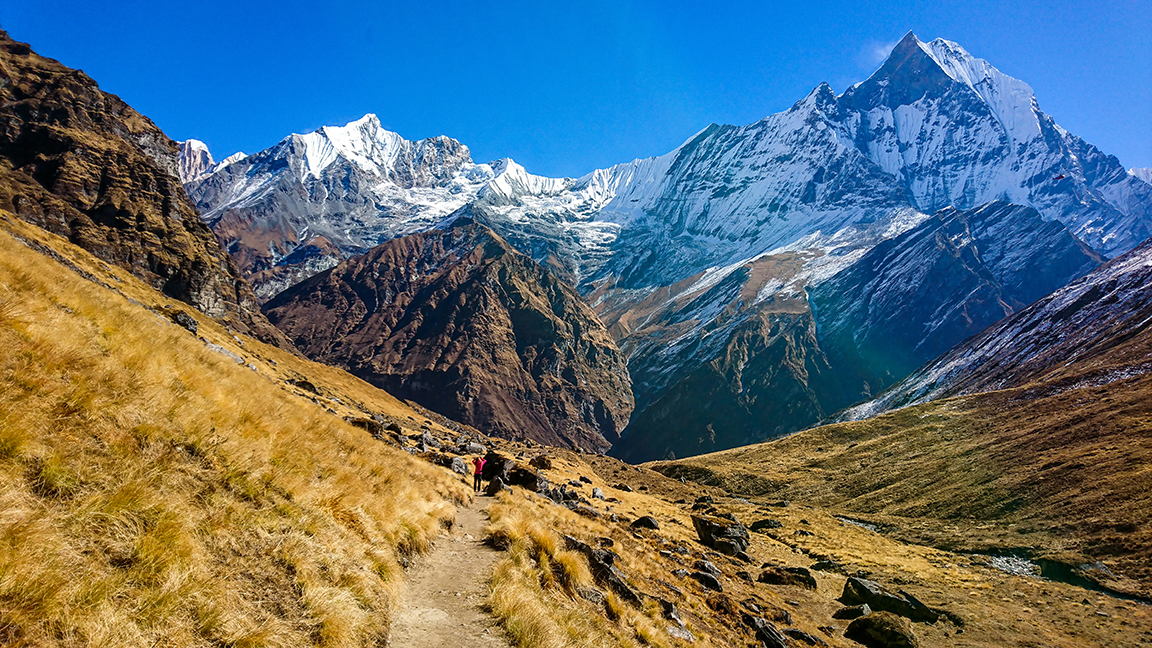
[390, 496, 510, 648]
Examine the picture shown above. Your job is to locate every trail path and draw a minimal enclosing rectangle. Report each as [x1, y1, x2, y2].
[389, 496, 510, 647]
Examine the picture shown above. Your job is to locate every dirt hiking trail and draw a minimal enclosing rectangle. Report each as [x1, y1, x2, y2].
[389, 496, 510, 647]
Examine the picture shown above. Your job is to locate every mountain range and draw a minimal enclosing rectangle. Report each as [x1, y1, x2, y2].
[180, 31, 1152, 457]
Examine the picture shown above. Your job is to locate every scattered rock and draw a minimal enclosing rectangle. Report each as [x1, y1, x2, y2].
[577, 586, 605, 605]
[507, 466, 548, 491]
[795, 529, 815, 537]
[449, 456, 468, 476]
[671, 569, 690, 578]
[344, 417, 385, 440]
[484, 477, 509, 496]
[692, 514, 750, 555]
[563, 535, 641, 606]
[463, 442, 486, 455]
[614, 483, 634, 492]
[693, 560, 722, 579]
[529, 455, 553, 470]
[812, 559, 845, 573]
[751, 518, 784, 532]
[844, 611, 919, 648]
[579, 475, 593, 484]
[758, 566, 818, 590]
[631, 515, 660, 530]
[690, 571, 723, 591]
[785, 628, 827, 646]
[740, 613, 789, 648]
[568, 480, 584, 488]
[420, 430, 440, 449]
[736, 570, 753, 582]
[169, 310, 198, 334]
[834, 603, 872, 620]
[840, 578, 939, 623]
[564, 502, 602, 519]
[591, 487, 605, 500]
[666, 625, 695, 642]
[481, 452, 514, 482]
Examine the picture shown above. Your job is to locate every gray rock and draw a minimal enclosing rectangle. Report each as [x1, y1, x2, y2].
[751, 518, 784, 532]
[631, 515, 660, 530]
[613, 483, 633, 492]
[740, 613, 789, 648]
[563, 535, 640, 606]
[591, 487, 605, 500]
[450, 456, 468, 476]
[691, 514, 750, 555]
[840, 578, 939, 623]
[844, 611, 919, 648]
[464, 442, 486, 455]
[484, 477, 509, 496]
[784, 628, 827, 646]
[693, 560, 722, 579]
[689, 571, 723, 591]
[529, 455, 553, 469]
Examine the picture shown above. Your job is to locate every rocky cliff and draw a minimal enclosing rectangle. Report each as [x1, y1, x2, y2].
[0, 31, 289, 346]
[262, 220, 633, 451]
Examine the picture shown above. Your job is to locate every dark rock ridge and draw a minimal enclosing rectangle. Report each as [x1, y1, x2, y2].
[849, 234, 1152, 418]
[262, 220, 633, 451]
[0, 31, 289, 347]
[611, 201, 1101, 462]
[811, 201, 1102, 389]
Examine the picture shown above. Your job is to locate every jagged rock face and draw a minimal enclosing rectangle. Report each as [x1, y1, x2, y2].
[262, 222, 633, 451]
[186, 116, 488, 300]
[0, 31, 290, 347]
[608, 202, 1100, 462]
[848, 235, 1152, 419]
[811, 202, 1102, 389]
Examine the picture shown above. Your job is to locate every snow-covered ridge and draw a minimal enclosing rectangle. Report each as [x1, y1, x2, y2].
[1133, 168, 1152, 185]
[918, 36, 1042, 143]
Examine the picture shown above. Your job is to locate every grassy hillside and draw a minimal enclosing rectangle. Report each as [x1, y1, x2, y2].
[0, 212, 470, 647]
[653, 366, 1152, 599]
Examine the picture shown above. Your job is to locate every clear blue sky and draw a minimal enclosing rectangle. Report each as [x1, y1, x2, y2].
[4, 1, 1150, 177]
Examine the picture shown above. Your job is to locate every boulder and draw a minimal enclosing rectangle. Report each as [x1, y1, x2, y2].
[739, 613, 789, 648]
[507, 466, 548, 491]
[812, 559, 845, 573]
[784, 628, 827, 646]
[481, 452, 513, 482]
[420, 430, 440, 449]
[591, 487, 605, 500]
[563, 535, 641, 605]
[613, 483, 634, 492]
[844, 612, 919, 648]
[484, 477, 509, 497]
[693, 560, 722, 579]
[689, 571, 723, 591]
[631, 515, 660, 530]
[757, 566, 818, 590]
[464, 442, 486, 455]
[170, 310, 198, 335]
[840, 578, 939, 623]
[833, 604, 872, 620]
[450, 456, 468, 476]
[529, 455, 553, 470]
[751, 518, 784, 532]
[691, 515, 750, 555]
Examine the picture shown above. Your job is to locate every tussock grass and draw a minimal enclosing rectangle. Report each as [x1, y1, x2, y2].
[0, 215, 469, 647]
[484, 494, 698, 648]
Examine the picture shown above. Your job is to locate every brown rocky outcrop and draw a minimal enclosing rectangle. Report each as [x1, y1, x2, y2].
[0, 31, 289, 346]
[263, 220, 633, 451]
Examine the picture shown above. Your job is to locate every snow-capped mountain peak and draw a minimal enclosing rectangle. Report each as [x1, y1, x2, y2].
[178, 139, 246, 184]
[1133, 168, 1152, 185]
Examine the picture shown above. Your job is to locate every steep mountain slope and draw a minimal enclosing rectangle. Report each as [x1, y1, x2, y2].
[610, 201, 1100, 462]
[262, 220, 633, 451]
[0, 30, 287, 346]
[1133, 168, 1152, 185]
[811, 201, 1102, 390]
[846, 234, 1152, 419]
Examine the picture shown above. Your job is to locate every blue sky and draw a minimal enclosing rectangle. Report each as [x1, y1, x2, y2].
[4, 1, 1150, 177]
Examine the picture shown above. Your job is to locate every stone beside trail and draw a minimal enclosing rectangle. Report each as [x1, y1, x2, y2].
[389, 497, 510, 648]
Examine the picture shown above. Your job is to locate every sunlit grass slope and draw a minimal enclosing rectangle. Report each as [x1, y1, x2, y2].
[0, 212, 470, 647]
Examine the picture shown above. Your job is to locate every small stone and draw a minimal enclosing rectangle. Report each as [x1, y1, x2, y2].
[833, 604, 872, 619]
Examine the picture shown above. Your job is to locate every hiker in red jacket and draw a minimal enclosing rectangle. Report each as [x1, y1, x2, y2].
[471, 456, 486, 493]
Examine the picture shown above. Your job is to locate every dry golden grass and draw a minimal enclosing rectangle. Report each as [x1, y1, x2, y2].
[0, 213, 470, 647]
